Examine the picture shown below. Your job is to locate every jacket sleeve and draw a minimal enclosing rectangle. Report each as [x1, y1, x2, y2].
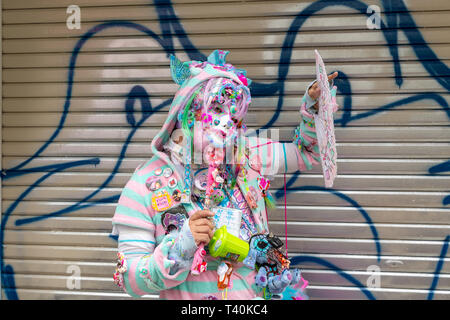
[111, 171, 197, 298]
[247, 81, 323, 175]
[290, 80, 339, 172]
[290, 83, 321, 172]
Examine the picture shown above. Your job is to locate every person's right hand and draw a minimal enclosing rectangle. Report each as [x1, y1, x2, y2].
[308, 72, 339, 112]
[189, 210, 215, 246]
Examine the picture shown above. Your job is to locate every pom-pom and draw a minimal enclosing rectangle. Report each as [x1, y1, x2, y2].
[264, 191, 277, 209]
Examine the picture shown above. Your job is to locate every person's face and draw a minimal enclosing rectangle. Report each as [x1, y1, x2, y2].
[198, 80, 248, 152]
[201, 100, 239, 149]
[177, 78, 250, 166]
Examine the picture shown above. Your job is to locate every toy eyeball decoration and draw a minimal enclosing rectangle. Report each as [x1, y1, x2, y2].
[211, 188, 225, 204]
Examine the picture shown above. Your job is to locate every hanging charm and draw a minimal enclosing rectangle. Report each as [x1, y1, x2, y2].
[257, 177, 276, 208]
[191, 243, 207, 276]
[217, 261, 234, 300]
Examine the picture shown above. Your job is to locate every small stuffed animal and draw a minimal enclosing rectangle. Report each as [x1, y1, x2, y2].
[243, 233, 284, 269]
[256, 266, 303, 298]
[243, 234, 272, 269]
[243, 233, 303, 298]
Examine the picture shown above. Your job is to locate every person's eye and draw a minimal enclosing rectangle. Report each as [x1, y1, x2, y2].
[214, 106, 222, 113]
[232, 118, 238, 124]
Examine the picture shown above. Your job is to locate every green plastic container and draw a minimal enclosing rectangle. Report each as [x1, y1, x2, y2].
[208, 225, 249, 262]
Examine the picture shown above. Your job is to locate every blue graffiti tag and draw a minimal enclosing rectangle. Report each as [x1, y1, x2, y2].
[275, 185, 381, 262]
[290, 255, 376, 300]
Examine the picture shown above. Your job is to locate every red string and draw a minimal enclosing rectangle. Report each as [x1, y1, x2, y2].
[284, 173, 288, 255]
[249, 141, 280, 149]
[265, 206, 269, 231]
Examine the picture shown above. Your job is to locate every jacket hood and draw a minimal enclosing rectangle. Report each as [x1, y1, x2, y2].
[150, 50, 252, 166]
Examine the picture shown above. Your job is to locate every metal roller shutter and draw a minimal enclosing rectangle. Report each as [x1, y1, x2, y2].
[1, 0, 449, 300]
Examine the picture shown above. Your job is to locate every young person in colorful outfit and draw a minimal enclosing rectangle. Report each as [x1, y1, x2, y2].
[111, 50, 338, 300]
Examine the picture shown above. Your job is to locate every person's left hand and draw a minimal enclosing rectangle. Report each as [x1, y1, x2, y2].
[308, 72, 338, 111]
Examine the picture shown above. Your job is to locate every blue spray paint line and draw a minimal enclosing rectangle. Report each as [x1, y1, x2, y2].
[15, 194, 121, 227]
[2, 162, 101, 181]
[1, 20, 174, 179]
[1, 266, 18, 300]
[380, 0, 450, 90]
[282, 172, 302, 190]
[428, 161, 450, 205]
[258, 0, 450, 130]
[275, 184, 381, 263]
[290, 255, 376, 300]
[1, 158, 101, 299]
[429, 161, 450, 175]
[427, 236, 450, 300]
[336, 93, 450, 127]
[14, 91, 171, 227]
[153, 0, 207, 61]
[3, 82, 169, 298]
[0, 9, 203, 179]
[443, 196, 450, 206]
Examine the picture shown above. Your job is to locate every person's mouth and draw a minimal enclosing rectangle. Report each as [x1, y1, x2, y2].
[218, 130, 226, 138]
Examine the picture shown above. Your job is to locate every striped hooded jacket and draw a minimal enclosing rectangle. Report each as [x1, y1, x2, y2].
[111, 50, 327, 299]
